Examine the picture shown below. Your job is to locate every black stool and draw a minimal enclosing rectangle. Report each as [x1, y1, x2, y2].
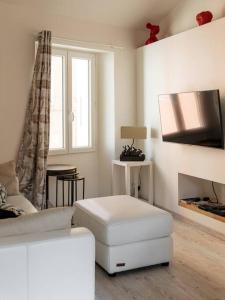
[45, 164, 77, 209]
[56, 174, 85, 207]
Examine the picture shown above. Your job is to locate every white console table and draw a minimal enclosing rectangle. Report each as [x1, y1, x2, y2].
[112, 160, 154, 204]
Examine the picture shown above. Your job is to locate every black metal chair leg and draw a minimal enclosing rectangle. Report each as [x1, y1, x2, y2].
[74, 180, 77, 205]
[68, 181, 70, 206]
[62, 180, 65, 207]
[56, 177, 58, 207]
[83, 178, 85, 199]
[71, 179, 74, 206]
[46, 174, 49, 209]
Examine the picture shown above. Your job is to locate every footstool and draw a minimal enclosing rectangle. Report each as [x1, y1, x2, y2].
[74, 195, 173, 274]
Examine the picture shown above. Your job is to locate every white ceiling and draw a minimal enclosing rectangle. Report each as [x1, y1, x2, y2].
[0, 0, 180, 29]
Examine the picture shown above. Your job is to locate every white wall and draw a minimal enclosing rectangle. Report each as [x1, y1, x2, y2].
[137, 17, 225, 234]
[159, 0, 225, 38]
[114, 50, 137, 156]
[136, 0, 225, 46]
[0, 1, 137, 199]
[97, 52, 115, 196]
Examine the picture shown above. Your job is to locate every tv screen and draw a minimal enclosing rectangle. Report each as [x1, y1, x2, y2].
[159, 90, 224, 149]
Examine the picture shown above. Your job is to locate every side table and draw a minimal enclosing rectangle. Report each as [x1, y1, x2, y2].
[112, 160, 154, 204]
[56, 175, 85, 207]
[45, 164, 77, 209]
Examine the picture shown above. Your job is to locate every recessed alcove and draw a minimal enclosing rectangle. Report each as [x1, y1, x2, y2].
[178, 173, 225, 223]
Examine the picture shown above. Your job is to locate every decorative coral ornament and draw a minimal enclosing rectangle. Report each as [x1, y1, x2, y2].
[145, 23, 160, 45]
[196, 11, 213, 26]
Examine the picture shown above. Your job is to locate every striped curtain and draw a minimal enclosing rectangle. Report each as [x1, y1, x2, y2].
[16, 31, 52, 208]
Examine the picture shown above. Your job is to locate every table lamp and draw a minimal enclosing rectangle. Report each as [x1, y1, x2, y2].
[120, 126, 147, 161]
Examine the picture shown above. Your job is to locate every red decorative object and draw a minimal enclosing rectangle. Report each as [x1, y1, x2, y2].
[145, 23, 160, 45]
[196, 11, 213, 26]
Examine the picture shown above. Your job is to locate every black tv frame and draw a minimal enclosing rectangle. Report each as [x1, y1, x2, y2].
[158, 89, 224, 149]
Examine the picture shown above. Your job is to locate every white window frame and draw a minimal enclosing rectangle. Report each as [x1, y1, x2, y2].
[49, 48, 68, 155]
[49, 47, 96, 155]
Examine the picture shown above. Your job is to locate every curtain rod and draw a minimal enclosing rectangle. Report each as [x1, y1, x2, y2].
[52, 36, 125, 50]
[35, 34, 125, 50]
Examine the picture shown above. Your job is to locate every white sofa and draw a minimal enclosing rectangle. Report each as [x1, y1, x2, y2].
[0, 195, 95, 300]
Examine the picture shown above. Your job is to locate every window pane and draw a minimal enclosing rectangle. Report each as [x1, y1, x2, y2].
[71, 58, 90, 148]
[50, 55, 64, 150]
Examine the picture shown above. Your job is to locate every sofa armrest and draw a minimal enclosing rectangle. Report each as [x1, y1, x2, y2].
[0, 227, 95, 300]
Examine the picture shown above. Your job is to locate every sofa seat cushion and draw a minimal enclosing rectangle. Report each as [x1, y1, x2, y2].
[7, 195, 37, 214]
[74, 195, 173, 246]
[0, 207, 75, 238]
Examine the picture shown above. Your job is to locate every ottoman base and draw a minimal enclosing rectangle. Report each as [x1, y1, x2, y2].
[96, 236, 173, 274]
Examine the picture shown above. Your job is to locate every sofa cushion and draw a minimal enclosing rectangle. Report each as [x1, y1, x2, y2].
[0, 161, 19, 196]
[0, 207, 75, 238]
[0, 182, 7, 205]
[0, 209, 18, 219]
[74, 195, 173, 246]
[0, 203, 25, 218]
[0, 189, 26, 218]
[7, 195, 37, 214]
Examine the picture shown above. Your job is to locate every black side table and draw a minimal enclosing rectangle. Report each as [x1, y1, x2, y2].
[45, 164, 77, 209]
[56, 175, 85, 207]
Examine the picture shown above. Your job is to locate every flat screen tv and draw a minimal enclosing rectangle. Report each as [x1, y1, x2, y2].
[158, 90, 224, 149]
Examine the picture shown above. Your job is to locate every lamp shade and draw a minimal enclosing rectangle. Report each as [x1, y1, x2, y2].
[121, 126, 147, 139]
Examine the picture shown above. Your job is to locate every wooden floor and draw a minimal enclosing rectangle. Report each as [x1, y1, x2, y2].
[95, 215, 225, 300]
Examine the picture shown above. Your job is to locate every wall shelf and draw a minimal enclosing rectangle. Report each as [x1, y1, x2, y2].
[178, 173, 225, 223]
[179, 200, 225, 223]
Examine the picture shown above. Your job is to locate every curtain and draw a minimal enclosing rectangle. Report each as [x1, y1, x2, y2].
[16, 30, 52, 208]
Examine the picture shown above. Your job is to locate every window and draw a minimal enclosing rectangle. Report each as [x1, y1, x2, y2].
[49, 47, 95, 154]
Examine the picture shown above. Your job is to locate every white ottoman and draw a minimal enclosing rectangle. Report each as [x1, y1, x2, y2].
[74, 195, 173, 274]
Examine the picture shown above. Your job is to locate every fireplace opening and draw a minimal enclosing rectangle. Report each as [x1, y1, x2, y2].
[178, 173, 225, 223]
